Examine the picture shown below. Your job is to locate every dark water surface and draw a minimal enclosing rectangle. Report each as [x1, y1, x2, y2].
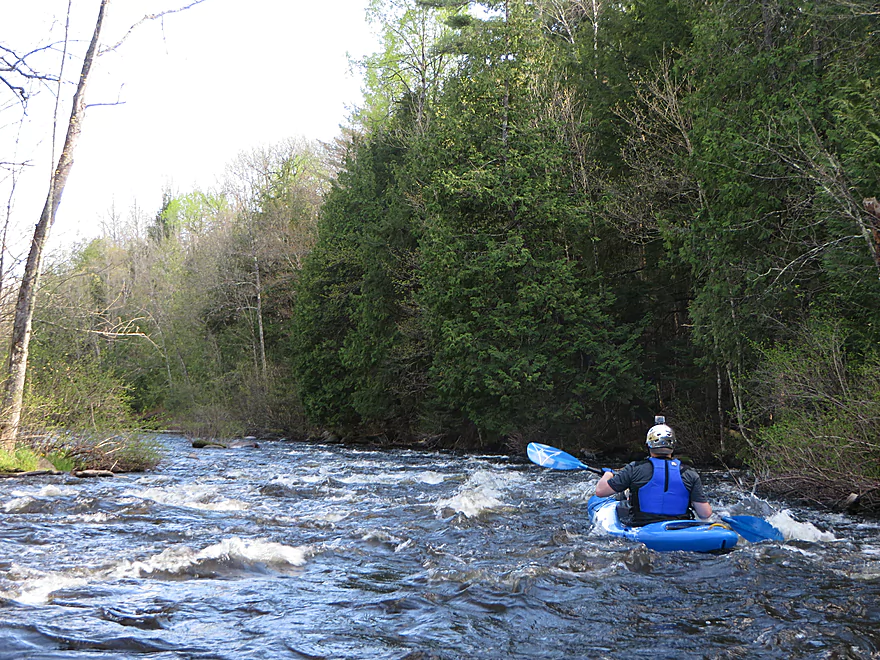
[1, 435, 878, 659]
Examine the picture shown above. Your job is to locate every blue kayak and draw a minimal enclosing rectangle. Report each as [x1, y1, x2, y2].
[588, 495, 738, 553]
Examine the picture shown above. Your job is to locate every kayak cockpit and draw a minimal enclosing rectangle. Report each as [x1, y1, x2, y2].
[588, 495, 738, 553]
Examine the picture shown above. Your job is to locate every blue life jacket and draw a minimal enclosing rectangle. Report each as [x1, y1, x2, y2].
[634, 457, 690, 518]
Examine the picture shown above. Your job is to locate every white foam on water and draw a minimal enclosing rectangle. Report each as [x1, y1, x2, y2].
[66, 512, 111, 523]
[10, 484, 78, 498]
[769, 510, 836, 542]
[342, 459, 386, 468]
[299, 510, 349, 524]
[121, 484, 249, 511]
[362, 529, 405, 544]
[781, 544, 821, 559]
[270, 474, 329, 487]
[415, 471, 446, 485]
[135, 475, 175, 485]
[360, 529, 416, 551]
[852, 548, 880, 581]
[344, 470, 444, 485]
[3, 571, 89, 606]
[337, 472, 410, 485]
[37, 485, 79, 497]
[434, 469, 525, 518]
[557, 479, 596, 502]
[1, 538, 313, 604]
[3, 496, 37, 513]
[3, 484, 85, 513]
[112, 537, 312, 579]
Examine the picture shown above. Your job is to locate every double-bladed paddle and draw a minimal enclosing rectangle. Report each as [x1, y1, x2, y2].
[526, 442, 604, 475]
[526, 441, 784, 542]
[720, 515, 784, 542]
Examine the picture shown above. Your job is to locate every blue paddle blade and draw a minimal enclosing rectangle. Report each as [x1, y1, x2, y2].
[527, 442, 595, 472]
[721, 515, 784, 542]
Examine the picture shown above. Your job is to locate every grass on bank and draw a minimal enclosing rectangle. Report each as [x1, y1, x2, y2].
[0, 432, 163, 473]
[0, 446, 42, 472]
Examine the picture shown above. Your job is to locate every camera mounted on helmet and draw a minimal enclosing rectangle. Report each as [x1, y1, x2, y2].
[646, 415, 675, 453]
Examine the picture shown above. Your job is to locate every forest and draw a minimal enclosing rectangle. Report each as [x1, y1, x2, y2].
[3, 0, 879, 512]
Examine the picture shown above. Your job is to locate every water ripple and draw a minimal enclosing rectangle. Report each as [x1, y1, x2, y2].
[0, 435, 878, 658]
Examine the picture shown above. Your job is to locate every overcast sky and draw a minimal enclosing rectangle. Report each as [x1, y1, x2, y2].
[2, 0, 377, 254]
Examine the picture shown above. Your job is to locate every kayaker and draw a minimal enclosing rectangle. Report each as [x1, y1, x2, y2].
[594, 417, 713, 526]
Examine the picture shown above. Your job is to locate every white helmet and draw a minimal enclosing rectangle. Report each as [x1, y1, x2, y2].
[646, 415, 675, 451]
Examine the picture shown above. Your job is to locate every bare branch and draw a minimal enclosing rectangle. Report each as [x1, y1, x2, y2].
[35, 317, 159, 347]
[99, 0, 211, 54]
[758, 234, 864, 287]
[85, 101, 126, 109]
[1, 43, 64, 104]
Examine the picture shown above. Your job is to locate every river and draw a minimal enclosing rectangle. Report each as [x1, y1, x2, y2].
[1, 434, 878, 659]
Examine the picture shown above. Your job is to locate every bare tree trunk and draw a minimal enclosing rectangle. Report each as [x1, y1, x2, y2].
[862, 198, 880, 276]
[253, 249, 267, 383]
[0, 0, 110, 449]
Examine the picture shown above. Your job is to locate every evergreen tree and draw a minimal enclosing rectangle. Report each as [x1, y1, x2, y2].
[414, 0, 646, 443]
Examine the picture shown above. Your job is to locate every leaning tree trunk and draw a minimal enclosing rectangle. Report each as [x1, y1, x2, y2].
[0, 0, 110, 450]
[863, 197, 880, 277]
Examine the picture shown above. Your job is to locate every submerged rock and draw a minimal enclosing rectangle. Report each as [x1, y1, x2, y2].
[72, 469, 115, 478]
[227, 440, 259, 449]
[191, 439, 227, 449]
[190, 438, 259, 449]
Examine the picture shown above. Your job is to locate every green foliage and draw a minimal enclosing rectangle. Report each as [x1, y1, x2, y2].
[149, 190, 228, 243]
[45, 450, 76, 472]
[416, 71, 647, 437]
[103, 433, 163, 471]
[0, 447, 41, 472]
[672, 0, 880, 355]
[354, 0, 458, 130]
[744, 315, 880, 499]
[26, 139, 327, 438]
[290, 131, 425, 433]
[28, 246, 140, 433]
[24, 352, 135, 433]
[291, 0, 650, 445]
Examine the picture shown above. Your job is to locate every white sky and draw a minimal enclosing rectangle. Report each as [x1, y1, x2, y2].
[1, 0, 378, 255]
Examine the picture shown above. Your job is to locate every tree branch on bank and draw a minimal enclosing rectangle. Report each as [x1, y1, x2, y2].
[36, 317, 160, 349]
[744, 108, 880, 280]
[1, 43, 62, 104]
[99, 0, 210, 54]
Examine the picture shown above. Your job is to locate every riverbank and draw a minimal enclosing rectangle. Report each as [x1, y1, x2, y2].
[1, 431, 162, 476]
